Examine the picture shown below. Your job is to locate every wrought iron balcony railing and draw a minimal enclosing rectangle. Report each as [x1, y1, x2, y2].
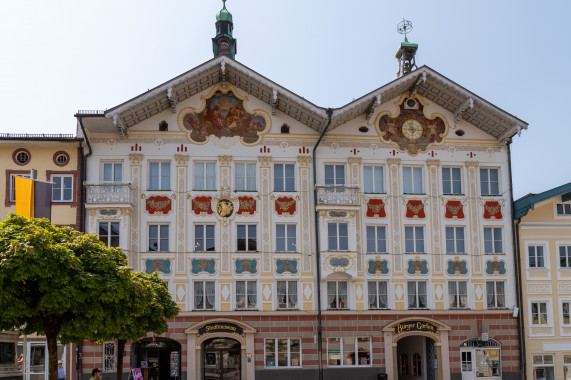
[85, 183, 135, 205]
[315, 186, 360, 206]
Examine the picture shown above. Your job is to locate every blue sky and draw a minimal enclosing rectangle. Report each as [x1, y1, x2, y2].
[1, 0, 569, 199]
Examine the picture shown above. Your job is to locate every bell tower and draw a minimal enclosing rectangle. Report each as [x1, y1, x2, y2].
[395, 19, 418, 77]
[212, 0, 237, 59]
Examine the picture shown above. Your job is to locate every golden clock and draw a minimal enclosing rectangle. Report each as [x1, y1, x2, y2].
[401, 119, 423, 141]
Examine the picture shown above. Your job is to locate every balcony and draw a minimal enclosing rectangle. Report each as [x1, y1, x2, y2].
[316, 186, 360, 206]
[85, 183, 135, 205]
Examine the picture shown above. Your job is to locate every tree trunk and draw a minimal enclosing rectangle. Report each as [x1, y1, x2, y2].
[116, 340, 126, 380]
[45, 330, 59, 380]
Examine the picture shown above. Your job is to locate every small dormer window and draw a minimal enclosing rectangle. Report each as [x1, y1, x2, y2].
[281, 124, 290, 134]
[159, 121, 168, 131]
[557, 204, 571, 215]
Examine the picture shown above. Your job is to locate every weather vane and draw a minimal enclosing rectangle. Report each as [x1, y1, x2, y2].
[397, 19, 413, 38]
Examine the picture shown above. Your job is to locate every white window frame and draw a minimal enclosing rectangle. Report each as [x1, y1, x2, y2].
[327, 281, 348, 310]
[98, 221, 120, 248]
[148, 161, 170, 191]
[275, 224, 296, 252]
[559, 245, 571, 269]
[237, 224, 257, 252]
[404, 226, 425, 254]
[486, 281, 505, 309]
[480, 167, 500, 196]
[235, 280, 257, 310]
[530, 301, 549, 326]
[363, 165, 384, 193]
[368, 281, 389, 309]
[324, 164, 345, 187]
[101, 161, 123, 183]
[51, 174, 74, 202]
[235, 162, 257, 191]
[442, 167, 462, 195]
[402, 166, 423, 194]
[556, 203, 571, 217]
[366, 225, 387, 254]
[327, 337, 371, 367]
[9, 173, 31, 202]
[193, 280, 216, 311]
[148, 224, 169, 252]
[194, 161, 216, 191]
[194, 224, 215, 252]
[328, 222, 349, 251]
[274, 163, 295, 192]
[445, 226, 466, 254]
[483, 227, 503, 254]
[448, 280, 468, 309]
[276, 280, 298, 310]
[103, 342, 116, 372]
[527, 245, 546, 268]
[264, 338, 301, 368]
[407, 281, 428, 309]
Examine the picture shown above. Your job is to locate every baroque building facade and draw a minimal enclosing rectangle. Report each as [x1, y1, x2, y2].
[76, 4, 527, 380]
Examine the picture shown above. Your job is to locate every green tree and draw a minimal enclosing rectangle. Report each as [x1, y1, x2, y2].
[0, 215, 138, 380]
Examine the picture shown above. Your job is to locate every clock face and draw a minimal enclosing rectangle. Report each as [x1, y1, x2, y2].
[402, 119, 423, 141]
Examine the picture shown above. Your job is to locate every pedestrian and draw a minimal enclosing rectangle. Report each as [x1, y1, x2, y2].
[57, 360, 65, 380]
[90, 368, 102, 380]
[17, 354, 23, 366]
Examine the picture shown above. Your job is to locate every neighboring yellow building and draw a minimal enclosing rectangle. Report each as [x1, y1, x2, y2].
[515, 183, 571, 380]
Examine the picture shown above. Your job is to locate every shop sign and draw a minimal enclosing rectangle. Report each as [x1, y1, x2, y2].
[198, 322, 245, 338]
[394, 320, 438, 336]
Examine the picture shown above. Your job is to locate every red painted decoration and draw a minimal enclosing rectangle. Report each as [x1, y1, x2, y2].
[444, 200, 465, 219]
[145, 195, 172, 215]
[366, 199, 386, 218]
[405, 200, 426, 219]
[237, 196, 257, 216]
[483, 201, 502, 220]
[275, 196, 296, 216]
[192, 196, 213, 215]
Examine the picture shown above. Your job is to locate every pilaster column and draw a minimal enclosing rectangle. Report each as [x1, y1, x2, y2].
[388, 158, 402, 273]
[465, 161, 481, 273]
[258, 156, 272, 272]
[348, 157, 363, 272]
[427, 159, 442, 273]
[129, 153, 143, 270]
[175, 154, 189, 273]
[297, 156, 313, 274]
[218, 155, 233, 273]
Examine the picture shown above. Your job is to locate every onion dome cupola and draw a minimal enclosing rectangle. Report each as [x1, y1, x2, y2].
[212, 0, 237, 59]
[395, 19, 418, 77]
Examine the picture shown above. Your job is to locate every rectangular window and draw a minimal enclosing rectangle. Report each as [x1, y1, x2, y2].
[51, 175, 73, 202]
[366, 226, 387, 254]
[461, 351, 472, 372]
[480, 168, 499, 196]
[103, 162, 122, 183]
[274, 163, 295, 191]
[368, 281, 388, 309]
[484, 227, 503, 254]
[103, 342, 116, 372]
[328, 222, 349, 251]
[99, 222, 120, 248]
[276, 224, 296, 252]
[235, 162, 256, 191]
[9, 174, 31, 202]
[528, 246, 545, 268]
[448, 281, 468, 309]
[442, 167, 462, 195]
[565, 355, 571, 380]
[327, 281, 348, 309]
[327, 337, 370, 366]
[405, 226, 425, 253]
[194, 281, 215, 310]
[557, 204, 571, 215]
[407, 281, 427, 309]
[277, 281, 298, 309]
[236, 280, 257, 310]
[560, 246, 571, 268]
[562, 302, 571, 325]
[195, 224, 215, 252]
[149, 225, 169, 252]
[486, 281, 505, 309]
[364, 165, 384, 193]
[531, 302, 548, 325]
[476, 348, 501, 377]
[325, 164, 345, 187]
[403, 166, 423, 194]
[445, 226, 465, 254]
[265, 338, 301, 368]
[194, 162, 216, 190]
[237, 225, 257, 251]
[149, 162, 170, 191]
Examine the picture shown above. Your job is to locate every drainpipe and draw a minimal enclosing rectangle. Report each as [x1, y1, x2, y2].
[312, 108, 333, 380]
[508, 140, 526, 380]
[77, 115, 93, 234]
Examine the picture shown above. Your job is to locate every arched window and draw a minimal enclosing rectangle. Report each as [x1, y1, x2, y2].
[400, 353, 409, 375]
[460, 338, 501, 378]
[412, 353, 422, 376]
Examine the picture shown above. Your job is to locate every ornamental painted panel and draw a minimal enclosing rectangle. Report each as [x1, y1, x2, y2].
[444, 200, 465, 219]
[192, 196, 213, 215]
[235, 259, 257, 274]
[367, 260, 390, 275]
[276, 259, 298, 274]
[405, 200, 426, 219]
[178, 85, 271, 145]
[375, 94, 448, 156]
[191, 259, 216, 274]
[483, 201, 503, 220]
[330, 257, 350, 267]
[446, 260, 468, 275]
[145, 196, 172, 215]
[407, 259, 429, 275]
[275, 197, 296, 216]
[237, 196, 256, 216]
[485, 260, 506, 275]
[145, 259, 171, 275]
[366, 199, 386, 218]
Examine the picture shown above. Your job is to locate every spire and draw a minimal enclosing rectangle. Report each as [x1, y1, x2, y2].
[395, 19, 418, 78]
[212, 0, 237, 59]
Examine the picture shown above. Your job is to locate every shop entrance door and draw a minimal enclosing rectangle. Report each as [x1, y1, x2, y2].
[203, 338, 241, 380]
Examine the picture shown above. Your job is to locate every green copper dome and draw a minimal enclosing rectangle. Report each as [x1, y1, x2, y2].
[216, 1, 232, 22]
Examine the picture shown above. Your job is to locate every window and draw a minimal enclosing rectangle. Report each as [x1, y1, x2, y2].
[460, 339, 502, 378]
[9, 174, 31, 202]
[461, 351, 472, 373]
[531, 302, 548, 325]
[412, 353, 422, 376]
[276, 281, 298, 309]
[149, 162, 170, 190]
[563, 302, 571, 325]
[486, 281, 505, 309]
[532, 355, 554, 378]
[528, 246, 545, 268]
[445, 226, 465, 254]
[484, 227, 503, 254]
[557, 204, 571, 215]
[325, 164, 345, 186]
[195, 225, 215, 252]
[328, 222, 348, 251]
[327, 281, 348, 309]
[265, 338, 301, 368]
[194, 162, 216, 190]
[368, 281, 388, 309]
[480, 168, 499, 196]
[99, 222, 119, 247]
[274, 163, 295, 191]
[364, 165, 384, 193]
[51, 175, 73, 202]
[235, 162, 256, 191]
[448, 281, 468, 309]
[236, 280, 257, 310]
[103, 342, 116, 372]
[442, 167, 462, 195]
[14, 149, 30, 165]
[560, 246, 571, 268]
[403, 166, 423, 194]
[103, 162, 122, 183]
[237, 225, 257, 251]
[407, 281, 427, 309]
[276, 224, 296, 252]
[194, 281, 215, 310]
[405, 226, 425, 253]
[327, 337, 370, 366]
[564, 355, 571, 379]
[366, 226, 387, 254]
[149, 225, 169, 252]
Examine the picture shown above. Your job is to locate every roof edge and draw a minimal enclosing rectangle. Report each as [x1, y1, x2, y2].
[514, 181, 571, 219]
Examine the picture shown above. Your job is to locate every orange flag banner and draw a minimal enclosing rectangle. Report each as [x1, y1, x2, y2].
[14, 176, 34, 218]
